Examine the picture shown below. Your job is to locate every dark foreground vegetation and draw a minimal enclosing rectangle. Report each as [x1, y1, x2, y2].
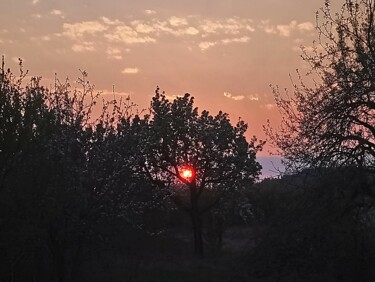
[1, 0, 375, 281]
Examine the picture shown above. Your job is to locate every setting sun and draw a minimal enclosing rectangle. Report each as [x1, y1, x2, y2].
[179, 166, 195, 181]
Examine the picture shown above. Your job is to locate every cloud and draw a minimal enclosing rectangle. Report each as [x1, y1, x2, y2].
[41, 35, 51, 41]
[101, 17, 121, 26]
[32, 14, 42, 19]
[169, 16, 188, 27]
[276, 21, 297, 37]
[297, 22, 314, 31]
[199, 41, 217, 51]
[199, 36, 250, 51]
[197, 18, 254, 50]
[132, 21, 156, 34]
[247, 94, 259, 101]
[262, 104, 276, 110]
[223, 92, 245, 101]
[100, 88, 131, 97]
[50, 9, 64, 18]
[200, 18, 254, 35]
[221, 36, 250, 44]
[260, 20, 315, 37]
[62, 21, 107, 39]
[164, 94, 184, 101]
[32, 0, 39, 5]
[122, 67, 139, 74]
[144, 10, 156, 15]
[183, 26, 199, 35]
[106, 47, 122, 60]
[105, 25, 156, 44]
[72, 42, 95, 52]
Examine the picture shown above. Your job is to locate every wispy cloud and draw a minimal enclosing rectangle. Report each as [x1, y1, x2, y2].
[62, 21, 107, 39]
[32, 14, 42, 19]
[200, 18, 254, 35]
[262, 104, 276, 110]
[164, 94, 185, 101]
[260, 20, 315, 37]
[199, 36, 250, 51]
[224, 92, 245, 101]
[71, 42, 95, 52]
[199, 41, 217, 51]
[132, 21, 156, 34]
[100, 88, 131, 97]
[276, 21, 297, 37]
[247, 94, 259, 101]
[101, 17, 121, 26]
[221, 36, 250, 44]
[32, 0, 39, 5]
[144, 10, 157, 15]
[41, 35, 51, 41]
[105, 25, 156, 44]
[106, 47, 122, 60]
[297, 22, 314, 31]
[122, 67, 139, 74]
[50, 9, 64, 19]
[169, 16, 188, 27]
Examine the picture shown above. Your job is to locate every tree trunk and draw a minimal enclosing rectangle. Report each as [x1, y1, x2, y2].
[190, 184, 204, 257]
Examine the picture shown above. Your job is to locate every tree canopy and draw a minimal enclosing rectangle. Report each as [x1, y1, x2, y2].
[134, 88, 264, 255]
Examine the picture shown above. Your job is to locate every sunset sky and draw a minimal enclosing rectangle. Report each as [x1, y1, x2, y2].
[1, 0, 344, 163]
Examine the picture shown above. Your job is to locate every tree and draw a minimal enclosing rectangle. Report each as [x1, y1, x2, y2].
[261, 2, 375, 278]
[0, 61, 96, 281]
[0, 61, 164, 281]
[265, 0, 375, 172]
[137, 88, 264, 256]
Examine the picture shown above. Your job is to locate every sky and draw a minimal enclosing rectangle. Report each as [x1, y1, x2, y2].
[0, 0, 344, 167]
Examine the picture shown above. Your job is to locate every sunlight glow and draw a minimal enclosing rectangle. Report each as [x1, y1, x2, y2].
[179, 166, 195, 181]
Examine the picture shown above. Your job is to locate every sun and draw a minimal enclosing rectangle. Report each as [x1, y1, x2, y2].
[179, 166, 195, 181]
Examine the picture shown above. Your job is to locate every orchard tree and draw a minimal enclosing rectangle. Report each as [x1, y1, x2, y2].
[138, 88, 264, 255]
[0, 61, 160, 281]
[266, 0, 375, 172]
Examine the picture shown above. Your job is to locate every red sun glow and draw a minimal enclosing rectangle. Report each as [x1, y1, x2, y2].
[180, 166, 195, 181]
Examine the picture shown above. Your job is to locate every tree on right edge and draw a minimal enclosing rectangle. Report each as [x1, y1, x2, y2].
[262, 2, 375, 279]
[266, 0, 374, 173]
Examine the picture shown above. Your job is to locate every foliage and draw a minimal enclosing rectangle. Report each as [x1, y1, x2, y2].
[259, 1, 375, 280]
[265, 0, 375, 172]
[0, 62, 165, 282]
[141, 87, 263, 197]
[244, 168, 375, 281]
[136, 88, 264, 255]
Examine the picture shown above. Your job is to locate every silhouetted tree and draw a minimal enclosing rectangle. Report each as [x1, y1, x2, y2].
[0, 62, 165, 281]
[137, 88, 264, 256]
[266, 0, 375, 172]
[260, 1, 375, 279]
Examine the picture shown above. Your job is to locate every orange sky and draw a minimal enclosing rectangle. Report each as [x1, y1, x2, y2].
[0, 0, 344, 157]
